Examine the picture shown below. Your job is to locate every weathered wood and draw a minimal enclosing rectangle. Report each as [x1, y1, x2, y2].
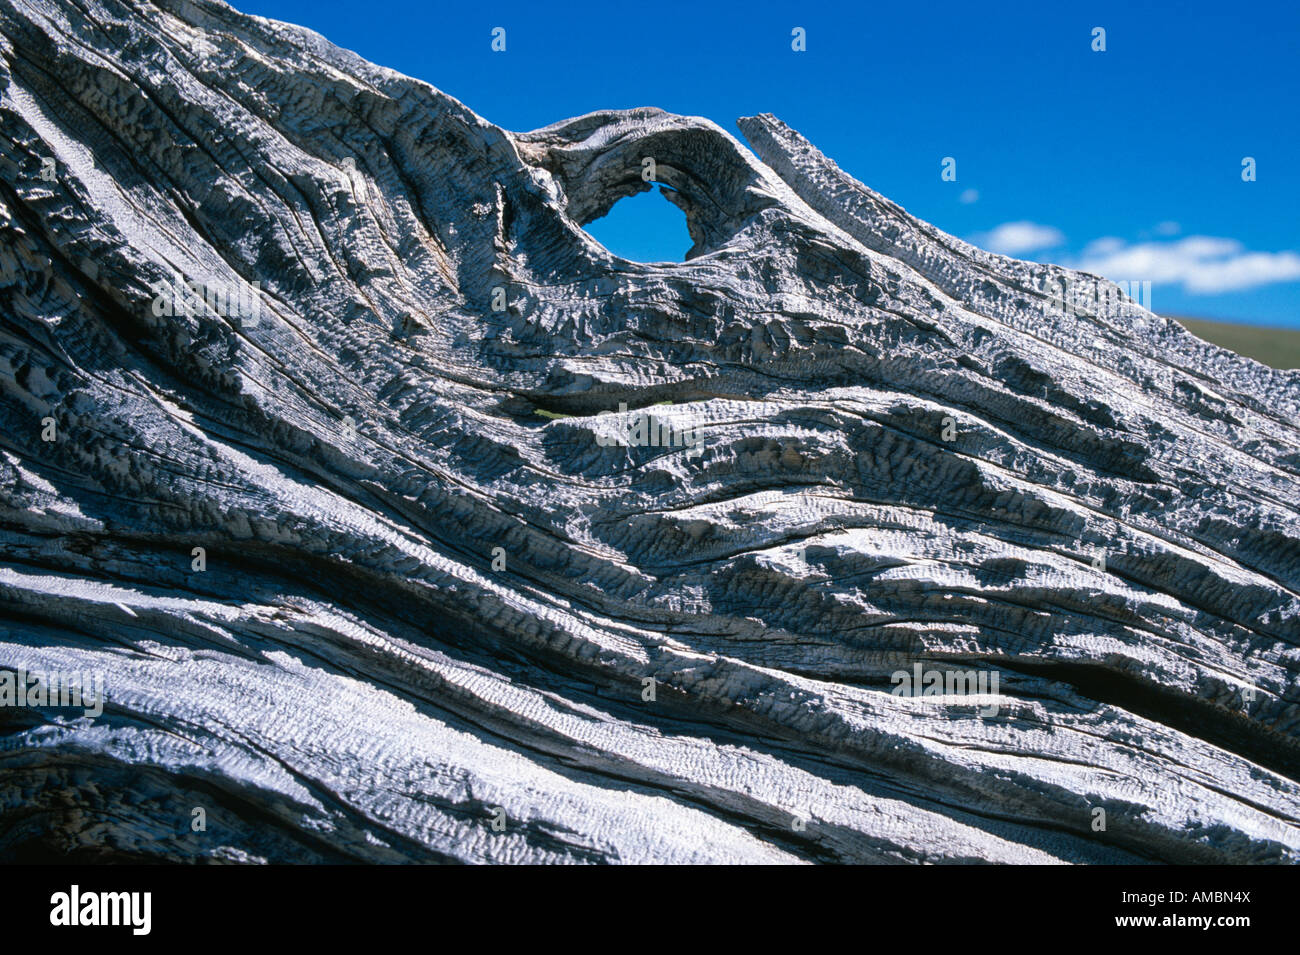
[1, 0, 1298, 864]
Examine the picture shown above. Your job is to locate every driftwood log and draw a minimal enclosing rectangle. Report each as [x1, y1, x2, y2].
[1, 0, 1298, 863]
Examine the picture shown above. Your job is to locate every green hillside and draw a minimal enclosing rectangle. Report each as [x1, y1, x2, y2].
[1170, 317, 1300, 371]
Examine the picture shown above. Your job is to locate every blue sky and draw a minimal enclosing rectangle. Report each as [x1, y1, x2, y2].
[240, 0, 1299, 327]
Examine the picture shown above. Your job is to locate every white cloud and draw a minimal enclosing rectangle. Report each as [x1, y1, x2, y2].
[972, 221, 1065, 255]
[1081, 236, 1126, 257]
[1071, 235, 1300, 294]
[959, 188, 979, 205]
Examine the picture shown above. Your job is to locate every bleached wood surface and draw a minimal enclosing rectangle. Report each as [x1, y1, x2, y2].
[1, 0, 1298, 863]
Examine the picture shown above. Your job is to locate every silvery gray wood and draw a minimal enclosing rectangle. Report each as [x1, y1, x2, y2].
[1, 0, 1298, 863]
